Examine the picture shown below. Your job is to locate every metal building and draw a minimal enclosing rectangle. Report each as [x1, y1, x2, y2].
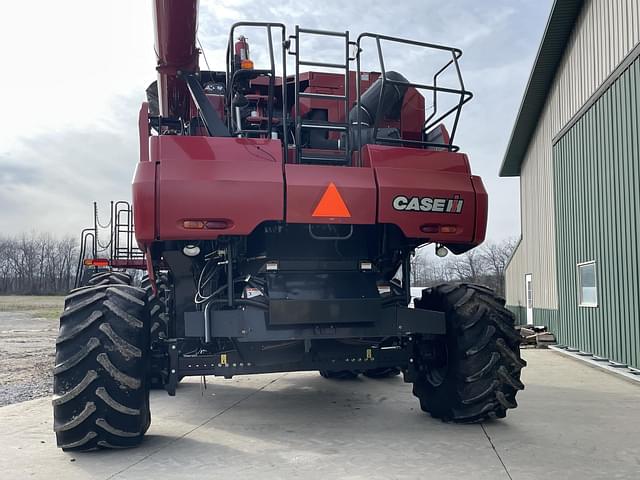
[501, 0, 640, 369]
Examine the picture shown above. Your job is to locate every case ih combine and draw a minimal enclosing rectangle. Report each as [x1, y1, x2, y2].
[53, 0, 525, 451]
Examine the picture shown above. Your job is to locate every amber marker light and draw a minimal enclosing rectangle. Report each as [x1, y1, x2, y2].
[183, 220, 205, 229]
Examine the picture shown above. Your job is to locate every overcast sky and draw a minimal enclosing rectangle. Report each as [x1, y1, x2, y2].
[0, 0, 552, 241]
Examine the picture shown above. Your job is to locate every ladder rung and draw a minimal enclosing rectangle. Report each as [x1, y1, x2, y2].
[245, 94, 270, 101]
[299, 60, 347, 69]
[300, 121, 348, 131]
[299, 92, 347, 100]
[297, 28, 348, 37]
[300, 154, 349, 165]
[246, 116, 281, 124]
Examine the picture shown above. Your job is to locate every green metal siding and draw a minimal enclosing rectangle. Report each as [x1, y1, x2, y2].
[534, 308, 559, 334]
[507, 305, 527, 325]
[553, 55, 640, 369]
[506, 305, 559, 334]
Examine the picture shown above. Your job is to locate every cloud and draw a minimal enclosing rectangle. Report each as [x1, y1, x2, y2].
[1, 0, 553, 241]
[0, 91, 140, 236]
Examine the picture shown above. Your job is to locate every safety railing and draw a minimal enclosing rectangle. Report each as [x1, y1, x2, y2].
[225, 22, 288, 160]
[354, 33, 473, 165]
[74, 201, 144, 288]
[289, 27, 354, 165]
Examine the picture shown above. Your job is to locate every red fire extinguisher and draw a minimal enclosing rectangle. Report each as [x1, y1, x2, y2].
[234, 36, 253, 69]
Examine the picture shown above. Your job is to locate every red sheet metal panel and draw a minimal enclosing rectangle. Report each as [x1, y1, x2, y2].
[471, 175, 488, 244]
[285, 164, 376, 224]
[132, 161, 156, 246]
[153, 136, 284, 240]
[365, 145, 477, 243]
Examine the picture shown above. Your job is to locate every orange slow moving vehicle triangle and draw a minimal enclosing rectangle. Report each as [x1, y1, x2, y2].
[312, 182, 351, 218]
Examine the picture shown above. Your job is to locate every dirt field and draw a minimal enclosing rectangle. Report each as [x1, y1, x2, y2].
[0, 296, 64, 406]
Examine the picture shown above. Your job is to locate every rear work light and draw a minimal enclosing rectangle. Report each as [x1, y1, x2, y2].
[182, 245, 201, 257]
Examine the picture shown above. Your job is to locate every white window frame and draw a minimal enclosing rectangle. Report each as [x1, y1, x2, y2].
[524, 273, 533, 325]
[577, 260, 598, 308]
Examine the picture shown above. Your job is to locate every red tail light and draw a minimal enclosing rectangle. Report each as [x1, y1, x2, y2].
[420, 225, 439, 233]
[420, 225, 458, 234]
[205, 220, 232, 229]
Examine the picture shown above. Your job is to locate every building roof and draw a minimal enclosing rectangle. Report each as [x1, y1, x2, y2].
[499, 0, 585, 177]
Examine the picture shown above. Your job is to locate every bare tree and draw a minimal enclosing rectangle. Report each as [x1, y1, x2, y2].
[409, 238, 518, 295]
[0, 233, 79, 295]
[449, 249, 486, 283]
[479, 238, 518, 296]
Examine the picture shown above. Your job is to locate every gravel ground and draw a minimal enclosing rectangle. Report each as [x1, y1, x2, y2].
[0, 296, 64, 406]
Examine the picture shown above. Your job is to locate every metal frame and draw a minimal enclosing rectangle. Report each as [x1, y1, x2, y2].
[163, 338, 413, 395]
[74, 201, 145, 287]
[576, 260, 598, 308]
[180, 71, 230, 137]
[355, 33, 473, 166]
[165, 303, 444, 394]
[290, 26, 352, 164]
[185, 304, 445, 340]
[112, 201, 143, 263]
[225, 22, 288, 162]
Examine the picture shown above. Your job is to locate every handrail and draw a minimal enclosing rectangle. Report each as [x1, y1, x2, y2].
[225, 22, 288, 163]
[292, 26, 351, 165]
[355, 33, 473, 165]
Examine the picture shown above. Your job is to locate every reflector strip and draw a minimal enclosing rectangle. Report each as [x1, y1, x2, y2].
[83, 258, 110, 267]
[312, 182, 351, 218]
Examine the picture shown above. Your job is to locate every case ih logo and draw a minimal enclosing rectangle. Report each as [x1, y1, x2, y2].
[393, 194, 464, 213]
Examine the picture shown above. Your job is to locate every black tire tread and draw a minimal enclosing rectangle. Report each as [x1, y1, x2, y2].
[141, 273, 172, 389]
[412, 283, 525, 423]
[53, 284, 150, 451]
[141, 273, 171, 343]
[87, 271, 132, 287]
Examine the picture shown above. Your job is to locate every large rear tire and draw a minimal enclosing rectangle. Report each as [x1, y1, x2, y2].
[141, 273, 171, 344]
[53, 285, 151, 451]
[141, 273, 171, 388]
[412, 283, 526, 423]
[86, 271, 132, 287]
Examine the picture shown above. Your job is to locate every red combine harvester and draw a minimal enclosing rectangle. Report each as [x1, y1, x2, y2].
[53, 0, 525, 451]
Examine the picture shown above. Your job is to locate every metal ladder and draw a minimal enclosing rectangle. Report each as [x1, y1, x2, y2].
[291, 26, 351, 165]
[113, 202, 144, 261]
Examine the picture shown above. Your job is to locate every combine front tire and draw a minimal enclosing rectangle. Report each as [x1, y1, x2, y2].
[411, 284, 526, 423]
[53, 285, 150, 451]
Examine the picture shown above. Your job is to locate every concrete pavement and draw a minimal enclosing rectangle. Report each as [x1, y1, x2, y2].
[1, 350, 638, 479]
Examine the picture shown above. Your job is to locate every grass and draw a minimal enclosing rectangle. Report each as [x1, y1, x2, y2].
[0, 295, 65, 319]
